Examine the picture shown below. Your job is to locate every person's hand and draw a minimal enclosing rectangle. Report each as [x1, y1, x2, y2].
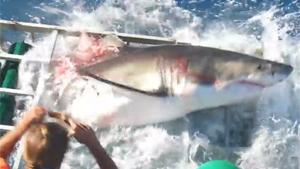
[48, 111, 70, 124]
[23, 106, 46, 124]
[70, 121, 99, 146]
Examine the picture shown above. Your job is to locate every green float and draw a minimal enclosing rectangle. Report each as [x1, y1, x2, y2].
[197, 160, 239, 169]
[0, 42, 31, 124]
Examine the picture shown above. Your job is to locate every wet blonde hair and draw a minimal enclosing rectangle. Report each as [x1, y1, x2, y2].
[23, 122, 69, 169]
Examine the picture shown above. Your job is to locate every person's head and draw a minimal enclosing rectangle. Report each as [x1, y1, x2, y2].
[23, 122, 69, 169]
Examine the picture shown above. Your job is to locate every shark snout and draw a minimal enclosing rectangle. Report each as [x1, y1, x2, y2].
[272, 64, 293, 82]
[240, 63, 293, 88]
[282, 65, 293, 76]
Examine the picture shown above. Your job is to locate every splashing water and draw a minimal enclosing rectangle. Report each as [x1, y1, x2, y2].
[1, 0, 300, 169]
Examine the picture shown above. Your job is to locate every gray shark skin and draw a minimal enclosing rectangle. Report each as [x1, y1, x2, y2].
[78, 45, 293, 126]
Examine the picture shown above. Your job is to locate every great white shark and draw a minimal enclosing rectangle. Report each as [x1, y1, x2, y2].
[76, 44, 292, 127]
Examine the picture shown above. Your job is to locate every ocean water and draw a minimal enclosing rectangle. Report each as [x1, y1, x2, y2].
[1, 0, 300, 169]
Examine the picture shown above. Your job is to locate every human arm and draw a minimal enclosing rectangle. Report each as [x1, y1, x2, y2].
[71, 123, 118, 169]
[0, 106, 46, 159]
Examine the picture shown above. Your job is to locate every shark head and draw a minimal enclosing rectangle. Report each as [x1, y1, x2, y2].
[187, 47, 293, 88]
[184, 46, 293, 89]
[172, 46, 293, 110]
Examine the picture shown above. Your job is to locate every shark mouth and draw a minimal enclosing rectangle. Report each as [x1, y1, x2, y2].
[236, 80, 266, 88]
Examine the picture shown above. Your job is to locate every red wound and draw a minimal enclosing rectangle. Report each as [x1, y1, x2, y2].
[176, 57, 188, 74]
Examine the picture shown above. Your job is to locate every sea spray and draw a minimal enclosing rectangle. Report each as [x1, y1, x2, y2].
[1, 0, 299, 168]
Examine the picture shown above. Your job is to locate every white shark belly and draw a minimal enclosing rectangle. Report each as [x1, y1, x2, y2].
[183, 83, 262, 112]
[68, 78, 263, 127]
[103, 87, 186, 126]
[107, 84, 261, 126]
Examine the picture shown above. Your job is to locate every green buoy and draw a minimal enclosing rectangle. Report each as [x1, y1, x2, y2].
[197, 160, 239, 169]
[0, 42, 31, 124]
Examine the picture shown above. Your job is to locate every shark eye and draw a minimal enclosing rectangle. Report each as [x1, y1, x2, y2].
[257, 64, 263, 70]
